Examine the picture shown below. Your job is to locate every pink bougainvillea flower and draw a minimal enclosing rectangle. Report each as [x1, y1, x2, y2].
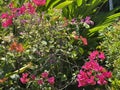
[80, 35, 88, 45]
[18, 5, 26, 15]
[33, 0, 46, 6]
[20, 77, 29, 84]
[77, 70, 88, 87]
[41, 71, 49, 78]
[31, 75, 36, 80]
[88, 50, 105, 61]
[0, 13, 9, 19]
[87, 76, 96, 85]
[86, 70, 92, 76]
[38, 79, 43, 85]
[48, 77, 55, 85]
[92, 50, 99, 56]
[2, 17, 13, 28]
[22, 73, 29, 78]
[98, 66, 106, 73]
[82, 61, 92, 70]
[98, 52, 105, 60]
[82, 60, 101, 72]
[97, 74, 107, 85]
[97, 79, 107, 85]
[8, 2, 35, 16]
[88, 50, 99, 61]
[8, 2, 14, 9]
[1, 13, 13, 28]
[2, 18, 13, 28]
[20, 73, 29, 84]
[26, 2, 36, 14]
[11, 8, 18, 16]
[103, 71, 112, 78]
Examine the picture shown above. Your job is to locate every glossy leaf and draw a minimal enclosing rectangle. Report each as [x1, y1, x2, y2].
[55, 1, 73, 9]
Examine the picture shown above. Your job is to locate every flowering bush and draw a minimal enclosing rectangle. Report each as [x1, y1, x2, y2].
[77, 51, 112, 87]
[19, 71, 55, 89]
[0, 0, 113, 90]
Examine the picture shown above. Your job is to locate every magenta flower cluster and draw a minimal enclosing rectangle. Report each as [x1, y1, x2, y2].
[33, 0, 46, 6]
[37, 71, 55, 85]
[77, 50, 112, 87]
[81, 16, 94, 25]
[0, 0, 46, 28]
[88, 50, 105, 61]
[20, 71, 55, 86]
[20, 73, 29, 84]
[0, 2, 36, 28]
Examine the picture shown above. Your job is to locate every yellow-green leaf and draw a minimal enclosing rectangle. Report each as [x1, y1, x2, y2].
[76, 0, 82, 6]
[55, 1, 73, 9]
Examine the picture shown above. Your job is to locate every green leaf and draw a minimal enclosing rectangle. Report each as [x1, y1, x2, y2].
[41, 40, 47, 45]
[89, 12, 120, 36]
[0, 0, 3, 5]
[46, 0, 51, 7]
[79, 47, 84, 55]
[71, 50, 77, 59]
[49, 0, 61, 8]
[55, 1, 73, 9]
[76, 0, 82, 6]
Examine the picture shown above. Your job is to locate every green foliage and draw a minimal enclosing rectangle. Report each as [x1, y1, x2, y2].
[55, 1, 73, 9]
[0, 7, 87, 89]
[100, 23, 120, 67]
[45, 0, 73, 10]
[62, 0, 107, 19]
[100, 21, 120, 89]
[89, 12, 120, 35]
[61, 0, 120, 37]
[0, 0, 119, 89]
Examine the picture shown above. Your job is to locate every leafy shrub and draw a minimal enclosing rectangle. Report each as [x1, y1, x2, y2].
[0, 0, 115, 90]
[100, 21, 120, 89]
[0, 1, 89, 89]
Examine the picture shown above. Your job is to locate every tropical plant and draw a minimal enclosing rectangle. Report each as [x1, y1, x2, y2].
[0, 1, 87, 89]
[0, 0, 118, 89]
[61, 0, 120, 37]
[100, 20, 120, 89]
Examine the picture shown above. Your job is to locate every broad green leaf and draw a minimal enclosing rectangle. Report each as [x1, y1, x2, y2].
[55, 1, 73, 9]
[89, 12, 120, 36]
[46, 0, 51, 7]
[107, 13, 120, 20]
[49, 0, 61, 8]
[41, 40, 47, 45]
[0, 0, 3, 5]
[76, 0, 82, 6]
